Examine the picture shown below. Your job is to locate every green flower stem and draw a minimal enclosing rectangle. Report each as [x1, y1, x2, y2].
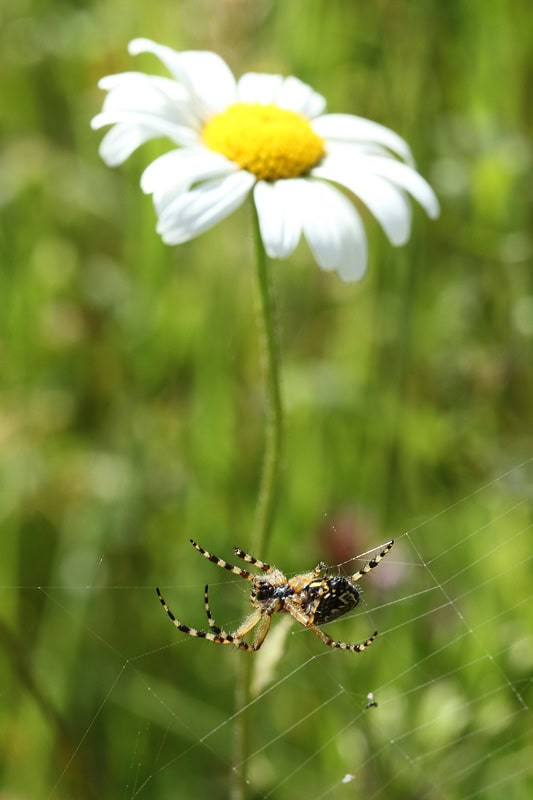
[249, 200, 284, 558]
[232, 200, 284, 800]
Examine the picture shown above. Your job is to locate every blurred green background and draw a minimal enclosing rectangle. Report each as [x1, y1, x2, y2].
[1, 0, 532, 798]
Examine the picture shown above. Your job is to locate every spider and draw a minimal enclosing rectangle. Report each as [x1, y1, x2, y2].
[157, 538, 394, 653]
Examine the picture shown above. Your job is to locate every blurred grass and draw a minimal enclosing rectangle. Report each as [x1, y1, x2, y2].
[1, 0, 532, 798]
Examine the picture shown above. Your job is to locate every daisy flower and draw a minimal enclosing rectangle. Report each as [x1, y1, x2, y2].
[91, 39, 439, 282]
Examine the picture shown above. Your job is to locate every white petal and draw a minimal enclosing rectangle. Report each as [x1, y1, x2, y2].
[237, 73, 326, 119]
[128, 38, 236, 119]
[141, 147, 232, 192]
[91, 110, 199, 155]
[91, 110, 196, 144]
[313, 114, 415, 166]
[325, 140, 401, 160]
[99, 71, 187, 107]
[363, 156, 440, 218]
[253, 180, 303, 259]
[313, 158, 412, 246]
[300, 181, 368, 281]
[276, 76, 326, 118]
[156, 171, 256, 245]
[98, 71, 199, 130]
[141, 148, 237, 214]
[237, 73, 285, 104]
[97, 122, 153, 167]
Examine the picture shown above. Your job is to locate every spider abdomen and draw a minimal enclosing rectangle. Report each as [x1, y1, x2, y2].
[304, 576, 360, 625]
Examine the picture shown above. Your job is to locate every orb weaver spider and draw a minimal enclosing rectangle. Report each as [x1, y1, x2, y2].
[156, 538, 394, 653]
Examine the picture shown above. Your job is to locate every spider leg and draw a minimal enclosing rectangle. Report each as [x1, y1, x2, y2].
[228, 607, 272, 650]
[350, 540, 394, 584]
[200, 565, 272, 651]
[308, 624, 379, 653]
[251, 613, 272, 650]
[203, 584, 222, 633]
[156, 587, 255, 652]
[202, 584, 270, 648]
[233, 546, 272, 573]
[231, 607, 262, 637]
[190, 539, 253, 581]
[203, 580, 275, 651]
[311, 561, 328, 578]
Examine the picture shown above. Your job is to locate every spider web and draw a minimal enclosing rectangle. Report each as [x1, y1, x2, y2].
[5, 458, 531, 800]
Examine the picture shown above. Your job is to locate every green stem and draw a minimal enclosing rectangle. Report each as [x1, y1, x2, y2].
[249, 201, 284, 557]
[232, 200, 284, 800]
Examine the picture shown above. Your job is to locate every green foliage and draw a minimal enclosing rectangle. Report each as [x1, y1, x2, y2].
[1, 1, 532, 798]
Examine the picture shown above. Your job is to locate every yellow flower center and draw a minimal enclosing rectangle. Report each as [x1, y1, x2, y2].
[202, 102, 325, 181]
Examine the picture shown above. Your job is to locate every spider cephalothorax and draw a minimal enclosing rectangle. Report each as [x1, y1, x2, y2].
[251, 579, 295, 604]
[157, 538, 394, 653]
